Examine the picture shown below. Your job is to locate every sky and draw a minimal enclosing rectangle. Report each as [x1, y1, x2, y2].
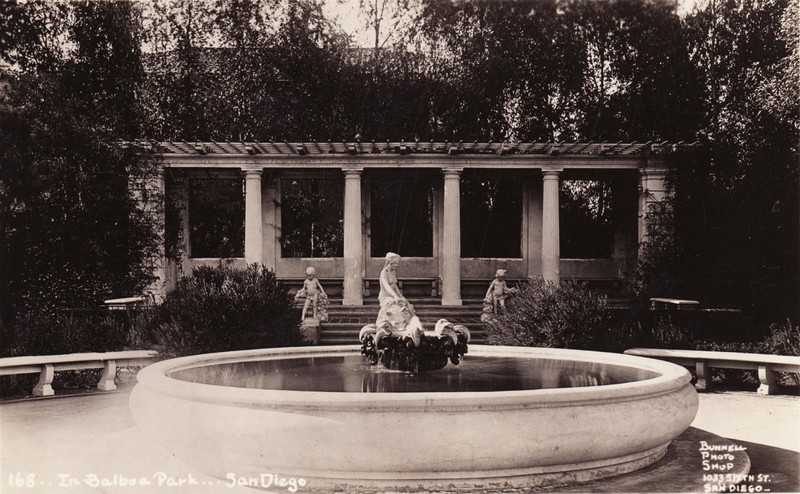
[323, 0, 705, 48]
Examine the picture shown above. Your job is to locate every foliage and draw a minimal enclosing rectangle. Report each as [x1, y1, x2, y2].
[635, 128, 798, 325]
[762, 319, 800, 385]
[4, 309, 138, 358]
[368, 171, 434, 257]
[188, 178, 245, 258]
[0, 307, 154, 398]
[279, 176, 343, 258]
[626, 319, 799, 388]
[144, 264, 303, 357]
[559, 175, 637, 260]
[1, 1, 162, 326]
[459, 171, 522, 258]
[645, 0, 800, 323]
[762, 319, 800, 357]
[486, 278, 613, 350]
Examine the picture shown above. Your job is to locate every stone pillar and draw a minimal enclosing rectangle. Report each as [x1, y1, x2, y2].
[441, 168, 462, 306]
[244, 169, 263, 264]
[342, 168, 363, 305]
[541, 169, 562, 283]
[637, 164, 669, 246]
[524, 176, 543, 278]
[262, 175, 278, 270]
[150, 167, 167, 302]
[175, 175, 192, 276]
[433, 180, 443, 285]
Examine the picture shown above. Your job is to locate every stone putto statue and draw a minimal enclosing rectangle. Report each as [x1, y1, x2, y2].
[295, 266, 328, 322]
[482, 268, 517, 319]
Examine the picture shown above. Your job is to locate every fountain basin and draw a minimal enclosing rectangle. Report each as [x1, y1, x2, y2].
[130, 345, 698, 491]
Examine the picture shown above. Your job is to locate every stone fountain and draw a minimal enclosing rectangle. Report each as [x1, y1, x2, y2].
[130, 254, 698, 491]
[131, 343, 698, 492]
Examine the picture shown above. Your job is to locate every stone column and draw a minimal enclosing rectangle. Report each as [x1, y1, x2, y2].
[262, 175, 278, 270]
[244, 169, 263, 264]
[342, 168, 363, 305]
[432, 180, 443, 285]
[150, 167, 167, 302]
[524, 176, 543, 278]
[541, 169, 562, 283]
[175, 175, 192, 276]
[637, 164, 669, 246]
[441, 168, 462, 306]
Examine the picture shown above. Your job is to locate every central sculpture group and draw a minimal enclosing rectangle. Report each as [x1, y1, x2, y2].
[359, 253, 470, 372]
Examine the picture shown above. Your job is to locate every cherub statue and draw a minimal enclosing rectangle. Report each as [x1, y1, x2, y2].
[483, 268, 516, 314]
[295, 266, 327, 321]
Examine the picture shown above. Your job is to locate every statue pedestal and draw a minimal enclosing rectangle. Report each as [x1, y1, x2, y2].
[301, 318, 320, 345]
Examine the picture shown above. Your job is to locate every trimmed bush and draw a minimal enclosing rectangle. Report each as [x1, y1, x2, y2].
[144, 264, 303, 357]
[486, 278, 698, 352]
[486, 278, 613, 350]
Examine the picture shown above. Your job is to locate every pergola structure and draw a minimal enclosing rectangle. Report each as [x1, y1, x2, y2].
[139, 140, 696, 305]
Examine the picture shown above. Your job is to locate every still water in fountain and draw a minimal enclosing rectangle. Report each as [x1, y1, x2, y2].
[170, 355, 660, 393]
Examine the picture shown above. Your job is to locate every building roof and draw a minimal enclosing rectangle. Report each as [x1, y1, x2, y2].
[125, 140, 698, 157]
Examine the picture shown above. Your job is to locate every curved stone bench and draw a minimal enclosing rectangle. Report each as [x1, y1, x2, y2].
[0, 350, 158, 397]
[624, 348, 800, 395]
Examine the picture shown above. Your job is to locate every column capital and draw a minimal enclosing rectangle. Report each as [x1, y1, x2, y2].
[639, 165, 668, 177]
[442, 167, 463, 178]
[343, 167, 364, 177]
[542, 168, 563, 178]
[243, 169, 263, 179]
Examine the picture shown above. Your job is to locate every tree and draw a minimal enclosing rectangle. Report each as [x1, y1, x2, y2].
[565, 0, 704, 141]
[0, 1, 161, 324]
[636, 0, 799, 325]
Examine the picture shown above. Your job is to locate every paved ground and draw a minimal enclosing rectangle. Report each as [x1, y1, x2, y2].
[1, 385, 798, 494]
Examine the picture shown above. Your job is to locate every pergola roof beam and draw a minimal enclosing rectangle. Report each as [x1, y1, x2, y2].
[124, 140, 698, 157]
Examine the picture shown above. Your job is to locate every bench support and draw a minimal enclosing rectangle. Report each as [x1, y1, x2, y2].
[757, 365, 777, 395]
[33, 364, 55, 397]
[97, 360, 118, 391]
[695, 360, 709, 391]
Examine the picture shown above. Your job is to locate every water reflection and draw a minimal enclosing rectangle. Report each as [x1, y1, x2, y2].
[170, 355, 656, 393]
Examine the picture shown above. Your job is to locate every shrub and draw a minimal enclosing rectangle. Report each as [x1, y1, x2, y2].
[486, 278, 613, 350]
[640, 314, 696, 349]
[762, 319, 800, 386]
[5, 309, 133, 357]
[144, 264, 303, 357]
[763, 319, 800, 356]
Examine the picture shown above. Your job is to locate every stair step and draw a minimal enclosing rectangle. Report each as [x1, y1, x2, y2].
[324, 320, 484, 324]
[319, 338, 489, 345]
[323, 299, 487, 305]
[320, 328, 488, 335]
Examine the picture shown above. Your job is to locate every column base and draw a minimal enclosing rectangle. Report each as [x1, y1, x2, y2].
[441, 298, 462, 306]
[342, 298, 363, 306]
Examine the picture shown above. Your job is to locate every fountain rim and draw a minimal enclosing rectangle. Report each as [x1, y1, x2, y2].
[135, 345, 693, 412]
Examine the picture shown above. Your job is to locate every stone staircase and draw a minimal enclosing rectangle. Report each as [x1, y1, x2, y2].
[319, 298, 488, 345]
